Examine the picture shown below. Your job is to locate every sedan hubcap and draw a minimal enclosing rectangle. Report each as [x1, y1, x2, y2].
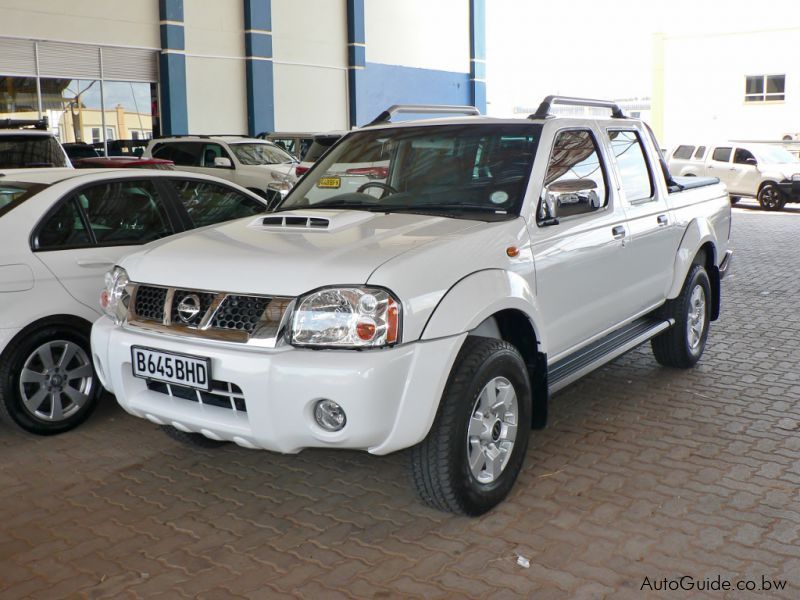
[18, 340, 93, 421]
[466, 376, 519, 484]
[687, 285, 707, 351]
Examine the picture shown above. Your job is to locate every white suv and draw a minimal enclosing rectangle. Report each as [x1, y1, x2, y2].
[145, 135, 297, 204]
[0, 118, 71, 169]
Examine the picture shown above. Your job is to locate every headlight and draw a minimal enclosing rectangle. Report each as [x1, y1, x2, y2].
[290, 287, 400, 348]
[268, 171, 296, 195]
[100, 266, 131, 324]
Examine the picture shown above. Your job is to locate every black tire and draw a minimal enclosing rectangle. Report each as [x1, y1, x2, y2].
[409, 337, 532, 516]
[757, 182, 786, 210]
[161, 425, 228, 448]
[729, 196, 739, 205]
[651, 264, 711, 368]
[0, 324, 101, 435]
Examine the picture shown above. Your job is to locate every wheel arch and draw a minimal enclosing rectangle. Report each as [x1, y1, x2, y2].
[1, 314, 93, 362]
[420, 270, 549, 429]
[667, 220, 721, 321]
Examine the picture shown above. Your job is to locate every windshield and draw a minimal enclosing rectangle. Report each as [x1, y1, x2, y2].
[755, 146, 799, 164]
[0, 182, 47, 218]
[277, 124, 542, 220]
[0, 135, 68, 168]
[230, 142, 295, 166]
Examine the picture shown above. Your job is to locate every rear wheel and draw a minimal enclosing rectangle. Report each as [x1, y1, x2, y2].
[651, 264, 711, 368]
[729, 196, 739, 205]
[0, 326, 101, 434]
[758, 182, 786, 210]
[409, 337, 531, 516]
[161, 425, 228, 448]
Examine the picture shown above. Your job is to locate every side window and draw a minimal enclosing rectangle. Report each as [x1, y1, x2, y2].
[672, 145, 695, 160]
[733, 148, 755, 164]
[694, 146, 706, 159]
[79, 180, 173, 245]
[608, 130, 654, 203]
[712, 147, 732, 162]
[35, 198, 91, 250]
[169, 180, 265, 228]
[152, 142, 202, 166]
[200, 143, 230, 167]
[539, 129, 608, 222]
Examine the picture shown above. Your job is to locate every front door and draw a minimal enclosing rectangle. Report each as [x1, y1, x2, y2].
[530, 126, 633, 360]
[729, 147, 761, 196]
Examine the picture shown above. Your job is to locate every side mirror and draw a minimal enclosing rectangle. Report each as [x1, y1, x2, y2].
[214, 156, 232, 168]
[745, 157, 758, 166]
[540, 179, 600, 222]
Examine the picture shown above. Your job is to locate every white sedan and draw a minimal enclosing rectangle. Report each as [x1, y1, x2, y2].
[0, 168, 268, 434]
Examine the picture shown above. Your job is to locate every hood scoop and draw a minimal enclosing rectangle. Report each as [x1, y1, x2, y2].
[255, 210, 374, 232]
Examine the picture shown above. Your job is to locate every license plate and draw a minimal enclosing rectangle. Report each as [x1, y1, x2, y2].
[317, 176, 341, 189]
[131, 346, 211, 390]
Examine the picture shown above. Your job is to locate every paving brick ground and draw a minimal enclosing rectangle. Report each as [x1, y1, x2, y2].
[2, 201, 800, 599]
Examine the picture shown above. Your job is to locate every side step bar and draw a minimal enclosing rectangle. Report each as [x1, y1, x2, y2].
[548, 317, 674, 393]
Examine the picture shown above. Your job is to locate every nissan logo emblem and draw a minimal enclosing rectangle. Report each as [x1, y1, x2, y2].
[176, 294, 202, 323]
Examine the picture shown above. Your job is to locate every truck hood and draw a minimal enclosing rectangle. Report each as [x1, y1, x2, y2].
[759, 162, 800, 179]
[120, 210, 485, 296]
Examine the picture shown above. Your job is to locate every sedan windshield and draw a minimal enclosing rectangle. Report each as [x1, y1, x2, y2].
[277, 124, 542, 220]
[230, 142, 295, 166]
[755, 146, 799, 164]
[0, 135, 68, 168]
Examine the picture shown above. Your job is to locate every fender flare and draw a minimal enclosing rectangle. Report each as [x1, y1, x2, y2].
[667, 218, 718, 300]
[420, 269, 547, 354]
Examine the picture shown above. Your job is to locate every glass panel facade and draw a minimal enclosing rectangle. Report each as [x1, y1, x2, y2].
[0, 76, 40, 121]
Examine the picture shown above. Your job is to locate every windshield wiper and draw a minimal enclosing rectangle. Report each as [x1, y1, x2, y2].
[378, 204, 507, 214]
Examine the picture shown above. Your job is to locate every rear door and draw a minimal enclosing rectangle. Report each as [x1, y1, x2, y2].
[605, 127, 679, 309]
[32, 178, 179, 312]
[707, 146, 734, 186]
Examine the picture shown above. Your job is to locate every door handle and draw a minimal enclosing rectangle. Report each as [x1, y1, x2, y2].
[657, 214, 668, 226]
[76, 259, 115, 269]
[612, 225, 626, 239]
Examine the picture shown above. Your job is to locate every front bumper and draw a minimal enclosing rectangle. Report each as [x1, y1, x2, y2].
[91, 316, 465, 455]
[777, 179, 800, 201]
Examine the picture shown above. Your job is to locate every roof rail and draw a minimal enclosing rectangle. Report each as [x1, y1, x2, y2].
[530, 96, 625, 119]
[366, 104, 481, 127]
[0, 117, 49, 131]
[153, 133, 252, 140]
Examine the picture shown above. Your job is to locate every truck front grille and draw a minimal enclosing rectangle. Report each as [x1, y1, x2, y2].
[127, 284, 291, 345]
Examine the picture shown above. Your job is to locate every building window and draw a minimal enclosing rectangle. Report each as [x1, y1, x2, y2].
[745, 75, 785, 102]
[91, 127, 101, 143]
[106, 127, 115, 141]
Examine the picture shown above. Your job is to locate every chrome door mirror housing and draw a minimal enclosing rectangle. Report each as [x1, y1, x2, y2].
[540, 178, 600, 221]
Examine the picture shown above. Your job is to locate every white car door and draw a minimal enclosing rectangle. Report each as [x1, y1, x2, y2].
[530, 126, 633, 359]
[32, 178, 178, 313]
[706, 146, 734, 187]
[729, 147, 760, 196]
[606, 127, 678, 309]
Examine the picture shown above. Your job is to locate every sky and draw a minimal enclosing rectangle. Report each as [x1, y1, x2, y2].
[485, 0, 800, 116]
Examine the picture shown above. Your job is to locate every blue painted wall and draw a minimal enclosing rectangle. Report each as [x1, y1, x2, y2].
[354, 63, 471, 126]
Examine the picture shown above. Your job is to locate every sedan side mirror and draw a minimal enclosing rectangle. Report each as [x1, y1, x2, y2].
[214, 156, 233, 168]
[745, 157, 758, 166]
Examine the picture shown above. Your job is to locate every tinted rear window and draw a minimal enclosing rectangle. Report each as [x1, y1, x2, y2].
[303, 136, 341, 162]
[712, 147, 732, 162]
[0, 182, 47, 218]
[672, 145, 695, 160]
[0, 135, 68, 169]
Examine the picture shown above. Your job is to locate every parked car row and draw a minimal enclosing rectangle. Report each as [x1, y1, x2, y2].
[667, 141, 800, 210]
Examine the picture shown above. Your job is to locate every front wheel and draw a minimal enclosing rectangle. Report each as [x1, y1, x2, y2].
[758, 183, 786, 210]
[409, 337, 531, 516]
[0, 326, 101, 434]
[651, 264, 711, 368]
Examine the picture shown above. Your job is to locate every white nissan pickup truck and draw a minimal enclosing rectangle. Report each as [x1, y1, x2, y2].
[91, 97, 733, 515]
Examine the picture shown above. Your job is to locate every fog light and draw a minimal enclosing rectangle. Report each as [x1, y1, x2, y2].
[314, 399, 346, 432]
